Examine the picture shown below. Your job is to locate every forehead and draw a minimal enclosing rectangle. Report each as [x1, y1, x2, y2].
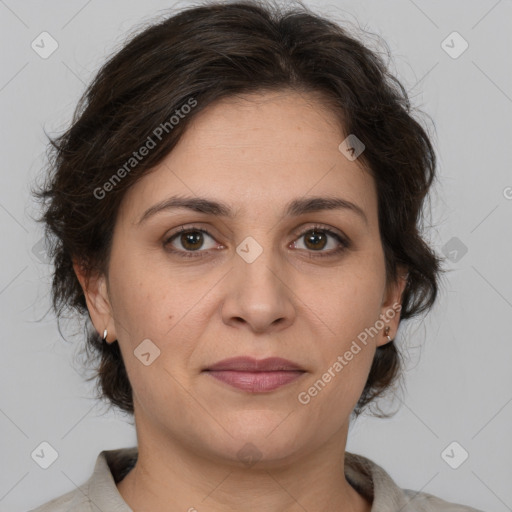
[119, 90, 377, 226]
[178, 90, 345, 160]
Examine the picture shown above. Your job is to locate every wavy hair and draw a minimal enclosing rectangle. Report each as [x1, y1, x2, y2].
[32, 0, 444, 417]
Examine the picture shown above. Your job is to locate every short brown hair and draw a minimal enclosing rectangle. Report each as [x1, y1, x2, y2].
[32, 0, 443, 417]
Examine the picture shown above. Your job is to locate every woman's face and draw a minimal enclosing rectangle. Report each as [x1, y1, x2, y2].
[78, 90, 406, 465]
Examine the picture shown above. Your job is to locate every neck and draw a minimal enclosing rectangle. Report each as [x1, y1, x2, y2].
[116, 415, 371, 512]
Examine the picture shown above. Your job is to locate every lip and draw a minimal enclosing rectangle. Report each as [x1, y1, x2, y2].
[202, 357, 306, 393]
[204, 356, 304, 372]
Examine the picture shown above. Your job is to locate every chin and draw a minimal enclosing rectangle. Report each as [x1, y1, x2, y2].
[204, 419, 308, 467]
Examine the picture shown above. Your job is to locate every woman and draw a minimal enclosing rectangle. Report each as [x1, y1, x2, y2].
[30, 1, 483, 510]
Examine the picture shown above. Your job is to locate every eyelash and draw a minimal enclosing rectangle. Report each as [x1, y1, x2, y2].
[163, 224, 351, 259]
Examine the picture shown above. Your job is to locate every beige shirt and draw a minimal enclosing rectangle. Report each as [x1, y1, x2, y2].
[29, 446, 483, 511]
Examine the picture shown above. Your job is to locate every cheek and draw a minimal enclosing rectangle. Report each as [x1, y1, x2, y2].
[303, 257, 385, 395]
[298, 320, 377, 427]
[107, 253, 207, 376]
[108, 275, 163, 343]
[109, 278, 198, 420]
[108, 240, 180, 337]
[315, 263, 386, 342]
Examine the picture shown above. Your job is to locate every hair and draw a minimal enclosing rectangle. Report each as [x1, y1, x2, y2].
[32, 0, 444, 418]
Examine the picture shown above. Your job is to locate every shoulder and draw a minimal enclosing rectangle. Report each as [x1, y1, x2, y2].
[26, 446, 137, 512]
[26, 485, 91, 512]
[345, 451, 485, 512]
[401, 488, 485, 512]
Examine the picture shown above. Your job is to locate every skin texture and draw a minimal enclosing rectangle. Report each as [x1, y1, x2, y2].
[74, 90, 407, 512]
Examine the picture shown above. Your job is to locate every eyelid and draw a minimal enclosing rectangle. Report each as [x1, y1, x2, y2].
[163, 222, 351, 257]
[291, 223, 351, 257]
[292, 222, 347, 241]
[164, 225, 220, 253]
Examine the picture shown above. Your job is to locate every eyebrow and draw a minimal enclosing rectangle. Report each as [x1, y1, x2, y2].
[137, 195, 368, 226]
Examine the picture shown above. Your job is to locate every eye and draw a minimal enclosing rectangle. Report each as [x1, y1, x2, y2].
[291, 225, 350, 257]
[163, 226, 220, 258]
[163, 224, 350, 259]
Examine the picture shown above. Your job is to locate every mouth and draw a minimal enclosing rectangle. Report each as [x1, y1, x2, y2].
[202, 356, 306, 393]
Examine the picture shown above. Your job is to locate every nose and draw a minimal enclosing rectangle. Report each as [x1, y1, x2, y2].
[221, 248, 296, 334]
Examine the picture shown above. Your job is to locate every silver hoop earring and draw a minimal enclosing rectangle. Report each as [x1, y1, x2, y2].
[102, 329, 108, 342]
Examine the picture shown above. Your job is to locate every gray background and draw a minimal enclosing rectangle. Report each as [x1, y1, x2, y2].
[1, 0, 511, 510]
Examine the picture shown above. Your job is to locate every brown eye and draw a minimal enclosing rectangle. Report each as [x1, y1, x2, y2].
[292, 225, 350, 258]
[179, 230, 204, 251]
[303, 229, 328, 250]
[164, 226, 218, 257]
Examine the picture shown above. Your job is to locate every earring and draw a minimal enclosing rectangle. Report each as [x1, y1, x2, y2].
[384, 326, 392, 342]
[102, 329, 108, 342]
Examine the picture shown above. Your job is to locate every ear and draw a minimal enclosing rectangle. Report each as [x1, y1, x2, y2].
[73, 258, 116, 343]
[376, 265, 408, 348]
